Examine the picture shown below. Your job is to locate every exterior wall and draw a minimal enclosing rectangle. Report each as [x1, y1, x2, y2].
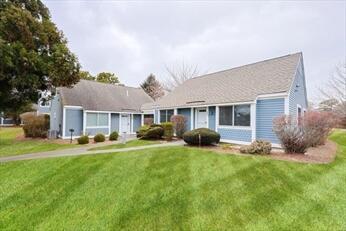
[256, 98, 285, 144]
[289, 58, 308, 118]
[50, 94, 63, 134]
[177, 108, 191, 131]
[1, 118, 14, 125]
[37, 105, 50, 115]
[218, 128, 252, 142]
[111, 113, 119, 132]
[64, 108, 83, 137]
[154, 109, 159, 123]
[85, 127, 109, 136]
[133, 114, 142, 132]
[208, 106, 216, 131]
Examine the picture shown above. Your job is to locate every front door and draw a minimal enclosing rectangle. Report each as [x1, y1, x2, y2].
[121, 114, 131, 133]
[195, 108, 208, 129]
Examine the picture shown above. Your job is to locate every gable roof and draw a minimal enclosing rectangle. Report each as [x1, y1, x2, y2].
[144, 52, 302, 110]
[59, 80, 153, 113]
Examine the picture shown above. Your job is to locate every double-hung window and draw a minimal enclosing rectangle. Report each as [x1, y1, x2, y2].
[219, 104, 250, 127]
[86, 112, 108, 127]
[160, 110, 174, 123]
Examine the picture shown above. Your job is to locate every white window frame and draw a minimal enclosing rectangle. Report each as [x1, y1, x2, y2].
[159, 109, 174, 123]
[218, 104, 251, 129]
[86, 112, 109, 128]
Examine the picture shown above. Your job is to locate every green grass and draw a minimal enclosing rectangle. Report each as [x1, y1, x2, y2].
[0, 131, 345, 230]
[89, 139, 160, 151]
[0, 127, 75, 157]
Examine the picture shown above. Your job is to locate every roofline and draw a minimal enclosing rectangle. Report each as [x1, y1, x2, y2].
[187, 52, 303, 82]
[78, 79, 141, 90]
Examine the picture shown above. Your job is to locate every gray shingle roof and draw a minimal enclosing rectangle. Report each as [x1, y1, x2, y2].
[59, 80, 153, 113]
[144, 53, 302, 109]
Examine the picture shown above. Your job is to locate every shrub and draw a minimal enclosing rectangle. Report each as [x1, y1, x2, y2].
[22, 114, 50, 138]
[161, 122, 173, 140]
[109, 131, 119, 141]
[94, 133, 105, 142]
[220, 143, 233, 150]
[142, 127, 164, 139]
[273, 112, 337, 153]
[303, 111, 337, 146]
[136, 125, 150, 138]
[183, 128, 220, 146]
[150, 124, 163, 128]
[77, 135, 89, 144]
[171, 115, 187, 138]
[239, 140, 272, 155]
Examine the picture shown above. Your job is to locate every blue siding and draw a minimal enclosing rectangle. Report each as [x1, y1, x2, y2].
[218, 128, 252, 142]
[208, 106, 216, 131]
[133, 114, 142, 132]
[111, 113, 119, 132]
[177, 108, 191, 131]
[64, 108, 83, 137]
[50, 94, 63, 134]
[86, 128, 109, 136]
[37, 105, 50, 114]
[289, 58, 308, 118]
[256, 98, 285, 144]
[154, 109, 159, 123]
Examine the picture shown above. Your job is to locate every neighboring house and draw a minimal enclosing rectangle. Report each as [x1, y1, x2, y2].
[50, 80, 154, 139]
[142, 52, 308, 147]
[0, 116, 14, 126]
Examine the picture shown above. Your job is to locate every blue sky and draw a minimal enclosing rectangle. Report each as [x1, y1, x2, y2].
[45, 1, 345, 102]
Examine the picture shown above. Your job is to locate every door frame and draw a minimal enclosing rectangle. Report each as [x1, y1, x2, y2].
[120, 113, 131, 134]
[194, 107, 209, 129]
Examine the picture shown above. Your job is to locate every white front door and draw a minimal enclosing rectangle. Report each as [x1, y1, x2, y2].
[195, 108, 208, 129]
[121, 114, 131, 133]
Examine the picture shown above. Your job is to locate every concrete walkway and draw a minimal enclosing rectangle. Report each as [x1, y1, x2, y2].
[0, 140, 184, 163]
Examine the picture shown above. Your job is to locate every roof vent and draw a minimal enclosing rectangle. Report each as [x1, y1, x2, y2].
[186, 100, 206, 104]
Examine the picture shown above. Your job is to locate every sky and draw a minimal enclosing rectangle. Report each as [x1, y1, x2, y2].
[44, 0, 346, 102]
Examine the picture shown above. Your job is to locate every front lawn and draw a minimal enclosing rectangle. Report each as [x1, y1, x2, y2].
[0, 131, 345, 230]
[0, 127, 75, 157]
[89, 139, 160, 151]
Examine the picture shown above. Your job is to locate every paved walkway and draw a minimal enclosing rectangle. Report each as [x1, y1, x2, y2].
[0, 140, 184, 163]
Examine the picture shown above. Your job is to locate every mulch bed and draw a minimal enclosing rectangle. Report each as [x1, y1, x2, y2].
[197, 140, 338, 164]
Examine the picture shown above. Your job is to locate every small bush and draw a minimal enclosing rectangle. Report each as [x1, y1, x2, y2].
[77, 135, 89, 144]
[94, 133, 105, 142]
[150, 124, 163, 128]
[171, 115, 187, 138]
[161, 122, 173, 140]
[183, 128, 220, 146]
[136, 125, 150, 138]
[239, 140, 272, 155]
[221, 143, 233, 150]
[22, 114, 50, 138]
[109, 131, 119, 141]
[142, 127, 164, 139]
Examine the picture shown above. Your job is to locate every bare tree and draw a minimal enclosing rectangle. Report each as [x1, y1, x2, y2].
[164, 61, 203, 91]
[140, 74, 164, 101]
[319, 62, 346, 127]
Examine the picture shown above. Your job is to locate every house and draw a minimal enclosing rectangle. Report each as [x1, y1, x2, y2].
[50, 80, 154, 139]
[142, 52, 308, 147]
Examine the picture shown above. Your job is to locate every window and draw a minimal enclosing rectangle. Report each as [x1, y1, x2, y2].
[234, 105, 250, 126]
[86, 113, 108, 127]
[219, 106, 233, 126]
[160, 110, 174, 123]
[219, 104, 251, 127]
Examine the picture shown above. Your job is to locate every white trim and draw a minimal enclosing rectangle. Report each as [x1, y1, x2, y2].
[131, 114, 134, 133]
[85, 126, 109, 129]
[108, 113, 111, 135]
[256, 92, 288, 99]
[250, 103, 256, 141]
[62, 107, 66, 138]
[284, 97, 289, 115]
[119, 113, 122, 133]
[83, 110, 86, 135]
[215, 106, 219, 132]
[218, 125, 252, 130]
[141, 114, 144, 126]
[220, 139, 251, 145]
[64, 105, 83, 109]
[190, 108, 194, 130]
[174, 108, 178, 115]
[156, 101, 255, 111]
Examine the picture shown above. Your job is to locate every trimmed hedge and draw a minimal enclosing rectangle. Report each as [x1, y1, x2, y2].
[161, 122, 173, 140]
[22, 114, 50, 138]
[94, 133, 105, 142]
[143, 127, 164, 139]
[183, 128, 220, 145]
[109, 131, 119, 141]
[77, 135, 89, 144]
[136, 125, 150, 138]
